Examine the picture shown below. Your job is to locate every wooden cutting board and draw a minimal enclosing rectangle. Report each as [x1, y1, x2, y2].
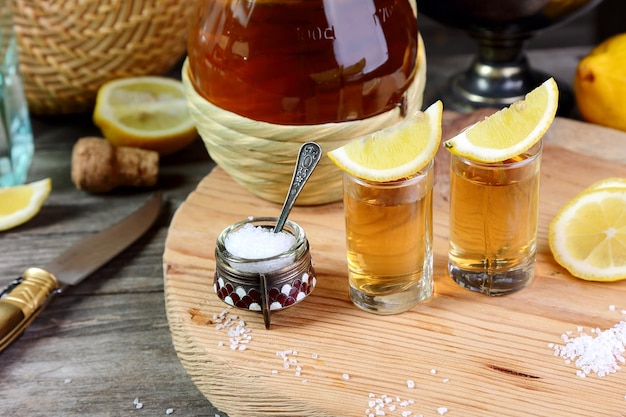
[164, 113, 626, 417]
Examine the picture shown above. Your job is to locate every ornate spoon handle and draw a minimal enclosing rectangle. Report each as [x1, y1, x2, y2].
[274, 142, 322, 233]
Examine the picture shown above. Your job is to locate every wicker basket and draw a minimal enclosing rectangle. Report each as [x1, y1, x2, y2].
[13, 0, 195, 115]
[183, 35, 427, 206]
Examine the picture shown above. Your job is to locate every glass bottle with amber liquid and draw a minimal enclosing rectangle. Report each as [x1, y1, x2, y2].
[187, 0, 419, 125]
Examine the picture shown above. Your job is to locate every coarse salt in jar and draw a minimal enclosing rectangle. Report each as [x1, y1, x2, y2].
[214, 217, 316, 328]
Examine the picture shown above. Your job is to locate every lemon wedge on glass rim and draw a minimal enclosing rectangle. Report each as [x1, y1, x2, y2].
[444, 78, 559, 163]
[93, 76, 198, 156]
[327, 100, 443, 182]
[549, 182, 626, 282]
[0, 178, 51, 232]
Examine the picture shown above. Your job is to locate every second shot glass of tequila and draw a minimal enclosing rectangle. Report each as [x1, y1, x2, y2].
[448, 140, 542, 295]
[342, 160, 434, 314]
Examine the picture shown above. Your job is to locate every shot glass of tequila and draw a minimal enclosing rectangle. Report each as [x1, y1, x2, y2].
[448, 140, 542, 295]
[342, 160, 434, 314]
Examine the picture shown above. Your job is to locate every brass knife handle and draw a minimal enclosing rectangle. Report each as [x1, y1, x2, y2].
[0, 268, 60, 352]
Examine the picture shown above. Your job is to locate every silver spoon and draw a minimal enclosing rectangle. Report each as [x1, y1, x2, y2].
[273, 142, 322, 233]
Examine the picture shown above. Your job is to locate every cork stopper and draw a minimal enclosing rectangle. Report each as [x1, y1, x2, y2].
[71, 137, 159, 193]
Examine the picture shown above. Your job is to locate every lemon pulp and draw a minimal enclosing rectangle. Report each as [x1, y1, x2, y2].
[549, 186, 626, 282]
[444, 78, 559, 163]
[327, 100, 443, 182]
[93, 76, 198, 156]
[0, 178, 51, 232]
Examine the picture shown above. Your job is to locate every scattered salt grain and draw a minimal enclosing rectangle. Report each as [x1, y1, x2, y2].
[442, 378, 450, 383]
[551, 318, 626, 377]
[133, 398, 143, 409]
[213, 308, 252, 350]
[225, 223, 296, 273]
[430, 369, 437, 375]
[437, 407, 448, 415]
[364, 393, 422, 417]
[274, 349, 315, 380]
[64, 378, 72, 384]
[165, 408, 174, 415]
[609, 305, 616, 311]
[406, 380, 415, 389]
[342, 373, 350, 381]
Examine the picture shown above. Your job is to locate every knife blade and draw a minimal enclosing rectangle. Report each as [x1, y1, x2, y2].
[0, 191, 162, 352]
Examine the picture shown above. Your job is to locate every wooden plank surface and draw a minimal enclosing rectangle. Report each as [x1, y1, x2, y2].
[163, 114, 626, 417]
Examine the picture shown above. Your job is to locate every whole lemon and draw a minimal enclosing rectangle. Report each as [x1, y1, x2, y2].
[574, 33, 626, 132]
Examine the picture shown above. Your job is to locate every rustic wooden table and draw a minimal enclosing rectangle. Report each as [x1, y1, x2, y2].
[0, 46, 604, 416]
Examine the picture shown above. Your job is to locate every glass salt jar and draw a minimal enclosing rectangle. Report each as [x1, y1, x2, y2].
[214, 217, 315, 329]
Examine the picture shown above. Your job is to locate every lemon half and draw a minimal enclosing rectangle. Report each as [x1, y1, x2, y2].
[93, 76, 198, 156]
[549, 185, 626, 282]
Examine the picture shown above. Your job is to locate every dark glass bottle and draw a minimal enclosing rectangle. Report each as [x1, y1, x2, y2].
[187, 0, 418, 125]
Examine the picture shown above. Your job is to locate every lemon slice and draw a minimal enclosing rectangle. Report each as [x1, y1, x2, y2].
[549, 187, 626, 281]
[0, 178, 51, 232]
[327, 100, 443, 182]
[444, 78, 559, 163]
[93, 76, 198, 156]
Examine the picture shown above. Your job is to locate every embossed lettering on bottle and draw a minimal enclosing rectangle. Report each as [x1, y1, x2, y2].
[188, 0, 418, 125]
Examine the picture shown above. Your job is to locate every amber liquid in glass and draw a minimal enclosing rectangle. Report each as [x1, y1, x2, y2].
[448, 144, 542, 295]
[187, 0, 418, 125]
[344, 166, 433, 314]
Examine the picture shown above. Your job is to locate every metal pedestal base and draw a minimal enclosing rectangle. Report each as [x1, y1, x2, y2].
[437, 50, 574, 116]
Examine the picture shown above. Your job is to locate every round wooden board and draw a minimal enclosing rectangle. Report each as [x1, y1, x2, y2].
[164, 115, 626, 417]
